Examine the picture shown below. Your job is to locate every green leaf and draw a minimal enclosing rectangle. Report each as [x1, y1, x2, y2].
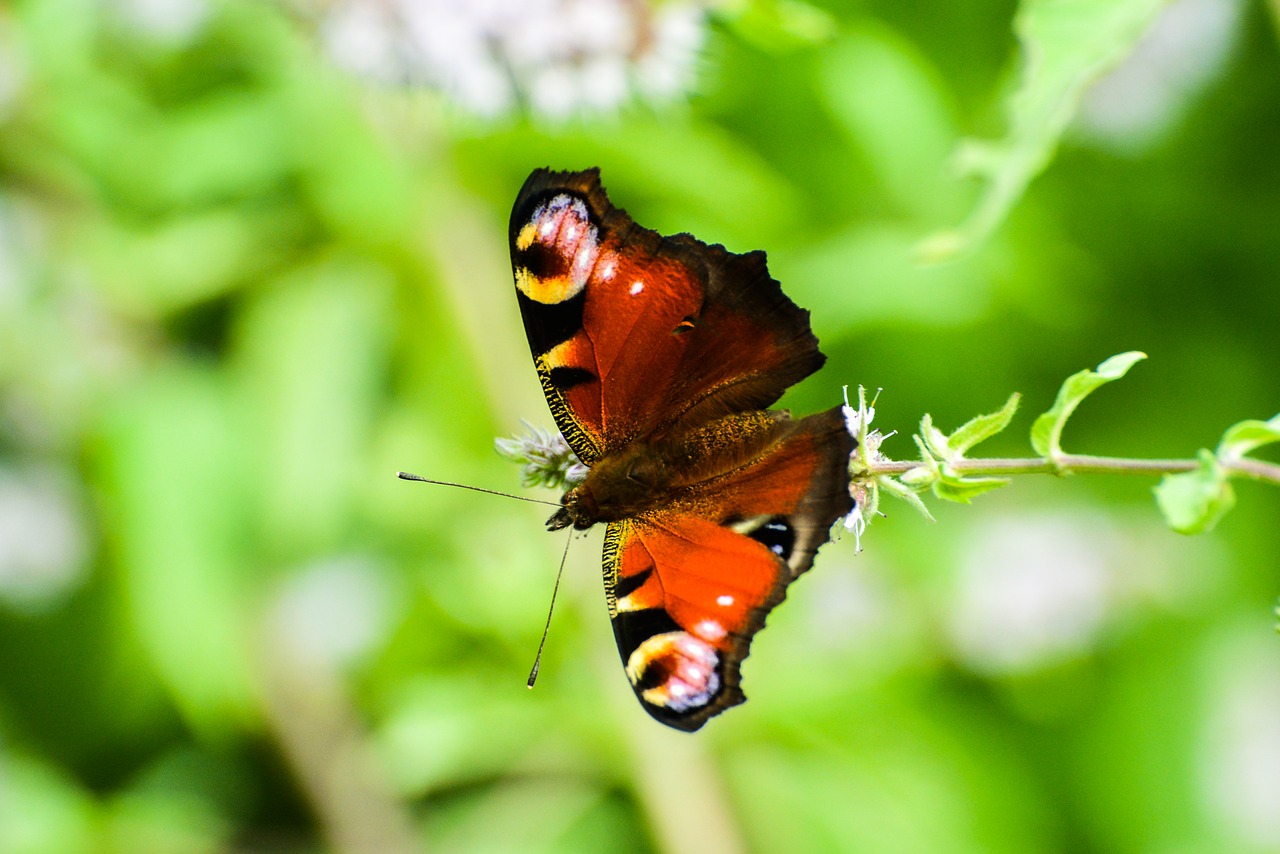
[919, 413, 951, 460]
[0, 756, 97, 854]
[933, 473, 1012, 504]
[898, 465, 936, 489]
[1217, 414, 1280, 460]
[946, 393, 1021, 456]
[921, 0, 1169, 256]
[1154, 449, 1236, 535]
[87, 209, 276, 316]
[94, 365, 257, 736]
[232, 257, 393, 552]
[723, 0, 837, 51]
[1031, 352, 1147, 459]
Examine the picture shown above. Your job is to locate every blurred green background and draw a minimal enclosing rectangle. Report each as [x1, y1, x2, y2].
[1, 0, 1278, 852]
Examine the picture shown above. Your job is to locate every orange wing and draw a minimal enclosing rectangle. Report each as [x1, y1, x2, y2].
[509, 168, 824, 465]
[601, 407, 854, 731]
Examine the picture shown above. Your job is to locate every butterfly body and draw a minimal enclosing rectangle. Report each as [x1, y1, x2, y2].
[510, 168, 855, 731]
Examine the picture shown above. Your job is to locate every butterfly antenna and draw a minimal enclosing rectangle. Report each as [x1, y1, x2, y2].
[396, 471, 560, 507]
[527, 532, 573, 688]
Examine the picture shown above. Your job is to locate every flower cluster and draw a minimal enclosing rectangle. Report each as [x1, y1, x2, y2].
[319, 0, 706, 119]
[494, 420, 588, 491]
[842, 385, 887, 550]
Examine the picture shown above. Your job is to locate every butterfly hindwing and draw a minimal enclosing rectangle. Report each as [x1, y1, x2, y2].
[509, 168, 825, 464]
[601, 407, 855, 731]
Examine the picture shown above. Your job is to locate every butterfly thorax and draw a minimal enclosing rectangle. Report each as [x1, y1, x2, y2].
[545, 410, 791, 532]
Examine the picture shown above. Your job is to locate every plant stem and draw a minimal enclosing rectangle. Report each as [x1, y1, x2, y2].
[870, 454, 1280, 485]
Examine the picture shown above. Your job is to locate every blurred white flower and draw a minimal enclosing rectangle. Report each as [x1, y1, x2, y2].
[1076, 0, 1242, 152]
[319, 0, 705, 118]
[1201, 632, 1280, 849]
[0, 467, 90, 611]
[267, 555, 402, 670]
[945, 511, 1118, 675]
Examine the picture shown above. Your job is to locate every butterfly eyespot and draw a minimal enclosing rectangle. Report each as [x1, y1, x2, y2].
[516, 241, 569, 280]
[514, 194, 602, 304]
[627, 631, 721, 714]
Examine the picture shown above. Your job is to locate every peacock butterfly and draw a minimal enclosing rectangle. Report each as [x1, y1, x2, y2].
[510, 168, 855, 731]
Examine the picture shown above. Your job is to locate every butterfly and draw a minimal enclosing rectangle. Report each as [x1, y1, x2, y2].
[509, 168, 855, 731]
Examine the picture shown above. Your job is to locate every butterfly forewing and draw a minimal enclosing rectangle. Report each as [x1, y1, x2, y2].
[510, 168, 825, 462]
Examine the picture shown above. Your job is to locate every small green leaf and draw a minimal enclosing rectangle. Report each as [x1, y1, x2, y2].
[911, 434, 943, 476]
[880, 476, 935, 521]
[1031, 351, 1147, 459]
[723, 0, 837, 51]
[1217, 414, 1280, 460]
[933, 472, 1012, 504]
[946, 393, 1021, 456]
[1154, 449, 1236, 535]
[919, 413, 951, 460]
[898, 465, 936, 489]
